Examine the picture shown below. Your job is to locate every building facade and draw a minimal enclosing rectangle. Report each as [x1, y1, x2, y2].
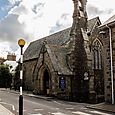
[20, 0, 115, 103]
[0, 57, 6, 64]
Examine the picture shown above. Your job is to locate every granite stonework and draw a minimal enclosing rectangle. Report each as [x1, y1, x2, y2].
[15, 0, 115, 103]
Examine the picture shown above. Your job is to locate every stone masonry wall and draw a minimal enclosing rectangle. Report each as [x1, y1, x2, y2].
[100, 26, 115, 103]
[23, 59, 37, 90]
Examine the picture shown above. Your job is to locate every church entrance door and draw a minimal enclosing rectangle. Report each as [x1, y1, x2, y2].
[43, 69, 50, 95]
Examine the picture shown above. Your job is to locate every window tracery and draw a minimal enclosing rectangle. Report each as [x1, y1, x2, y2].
[92, 39, 102, 69]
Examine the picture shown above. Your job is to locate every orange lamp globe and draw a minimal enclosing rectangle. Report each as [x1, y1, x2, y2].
[18, 39, 25, 47]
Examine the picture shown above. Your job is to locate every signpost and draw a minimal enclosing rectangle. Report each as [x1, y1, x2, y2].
[18, 39, 25, 115]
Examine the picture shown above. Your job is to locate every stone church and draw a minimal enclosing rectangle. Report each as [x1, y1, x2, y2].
[20, 0, 115, 103]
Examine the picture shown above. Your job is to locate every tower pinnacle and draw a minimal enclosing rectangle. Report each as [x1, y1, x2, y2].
[72, 0, 87, 18]
[71, 0, 87, 34]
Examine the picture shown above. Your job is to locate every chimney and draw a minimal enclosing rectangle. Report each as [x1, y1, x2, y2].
[7, 53, 16, 61]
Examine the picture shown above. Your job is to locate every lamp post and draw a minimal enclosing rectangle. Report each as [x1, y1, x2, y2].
[18, 39, 25, 115]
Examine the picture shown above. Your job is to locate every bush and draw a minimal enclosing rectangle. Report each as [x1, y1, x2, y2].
[0, 65, 12, 88]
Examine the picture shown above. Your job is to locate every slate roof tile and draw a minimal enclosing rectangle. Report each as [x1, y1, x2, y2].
[23, 28, 71, 61]
[46, 45, 72, 75]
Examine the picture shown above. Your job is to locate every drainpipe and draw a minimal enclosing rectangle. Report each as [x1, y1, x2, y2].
[106, 25, 114, 104]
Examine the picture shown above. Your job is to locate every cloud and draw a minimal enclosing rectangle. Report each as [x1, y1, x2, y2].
[0, 13, 31, 59]
[0, 14, 29, 43]
[9, 5, 27, 16]
[8, 0, 73, 39]
[87, 4, 113, 16]
[87, 4, 103, 16]
[50, 13, 72, 34]
[87, 0, 115, 22]
[0, 0, 21, 20]
[0, 0, 47, 58]
[32, 2, 45, 16]
[1, 0, 115, 59]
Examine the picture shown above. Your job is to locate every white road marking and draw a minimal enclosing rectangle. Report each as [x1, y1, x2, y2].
[51, 112, 66, 115]
[55, 108, 60, 110]
[12, 105, 15, 111]
[0, 101, 15, 111]
[72, 111, 92, 115]
[53, 101, 62, 105]
[29, 113, 42, 115]
[17, 109, 26, 113]
[34, 108, 44, 111]
[66, 108, 74, 110]
[23, 109, 27, 112]
[90, 110, 112, 115]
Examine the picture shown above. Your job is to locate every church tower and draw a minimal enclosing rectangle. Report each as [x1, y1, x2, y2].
[69, 0, 91, 102]
[71, 0, 87, 34]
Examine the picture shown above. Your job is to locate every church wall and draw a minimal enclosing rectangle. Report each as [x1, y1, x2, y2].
[23, 59, 38, 91]
[111, 27, 115, 103]
[38, 51, 59, 95]
[43, 51, 71, 99]
[100, 26, 115, 103]
[88, 25, 98, 103]
[103, 30, 112, 102]
[112, 27, 115, 83]
[22, 26, 115, 103]
[88, 23, 106, 103]
[29, 50, 72, 99]
[23, 48, 71, 99]
[17, 0, 115, 103]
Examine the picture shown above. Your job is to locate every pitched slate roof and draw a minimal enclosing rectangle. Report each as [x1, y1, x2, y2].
[23, 28, 71, 61]
[46, 44, 72, 75]
[23, 17, 100, 61]
[103, 15, 115, 26]
[87, 16, 101, 33]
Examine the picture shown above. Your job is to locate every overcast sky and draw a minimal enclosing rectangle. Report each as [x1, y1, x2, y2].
[0, 0, 115, 60]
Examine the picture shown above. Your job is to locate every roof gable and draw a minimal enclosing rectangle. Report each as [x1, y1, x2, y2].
[87, 17, 101, 34]
[46, 44, 72, 75]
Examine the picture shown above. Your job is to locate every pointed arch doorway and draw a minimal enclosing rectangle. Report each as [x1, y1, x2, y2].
[43, 69, 50, 95]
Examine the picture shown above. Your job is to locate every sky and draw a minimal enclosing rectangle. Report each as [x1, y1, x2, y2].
[0, 0, 115, 60]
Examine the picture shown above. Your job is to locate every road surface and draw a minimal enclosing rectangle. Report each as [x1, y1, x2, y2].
[0, 89, 114, 115]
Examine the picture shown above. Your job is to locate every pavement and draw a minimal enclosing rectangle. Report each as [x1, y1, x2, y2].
[0, 88, 115, 114]
[0, 103, 14, 115]
[87, 102, 115, 113]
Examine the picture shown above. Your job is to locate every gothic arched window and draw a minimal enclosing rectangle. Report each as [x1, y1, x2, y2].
[92, 39, 103, 69]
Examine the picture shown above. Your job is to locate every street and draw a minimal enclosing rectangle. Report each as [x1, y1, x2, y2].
[0, 89, 114, 115]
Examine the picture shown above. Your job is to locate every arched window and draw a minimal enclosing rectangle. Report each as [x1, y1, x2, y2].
[92, 39, 102, 69]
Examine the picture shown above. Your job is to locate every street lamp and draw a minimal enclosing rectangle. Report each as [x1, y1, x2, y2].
[18, 39, 25, 115]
